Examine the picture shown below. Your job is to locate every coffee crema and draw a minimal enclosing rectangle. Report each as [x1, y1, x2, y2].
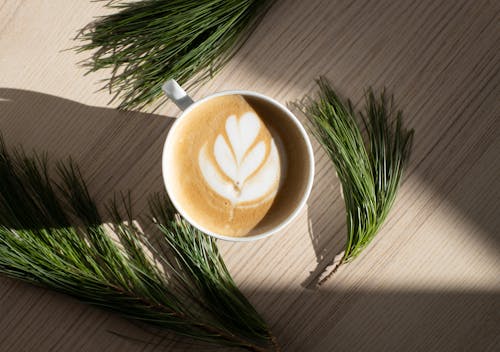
[166, 95, 285, 237]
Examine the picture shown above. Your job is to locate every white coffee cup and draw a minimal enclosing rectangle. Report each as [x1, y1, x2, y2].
[161, 79, 314, 241]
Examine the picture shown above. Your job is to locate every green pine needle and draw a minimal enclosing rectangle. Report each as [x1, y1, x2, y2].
[76, 0, 274, 111]
[0, 135, 279, 351]
[296, 78, 414, 284]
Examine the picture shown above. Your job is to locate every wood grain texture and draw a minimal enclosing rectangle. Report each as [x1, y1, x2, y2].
[0, 0, 499, 351]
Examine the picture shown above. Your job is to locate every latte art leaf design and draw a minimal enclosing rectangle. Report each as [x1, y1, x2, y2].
[198, 112, 280, 205]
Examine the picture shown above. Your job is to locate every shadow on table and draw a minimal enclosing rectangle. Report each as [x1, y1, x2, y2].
[301, 149, 346, 288]
[1, 277, 498, 351]
[0, 88, 175, 224]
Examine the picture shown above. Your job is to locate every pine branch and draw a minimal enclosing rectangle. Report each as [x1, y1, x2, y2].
[0, 135, 278, 351]
[295, 78, 414, 285]
[76, 0, 274, 111]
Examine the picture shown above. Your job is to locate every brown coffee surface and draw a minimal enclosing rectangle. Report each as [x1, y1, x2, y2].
[166, 94, 311, 237]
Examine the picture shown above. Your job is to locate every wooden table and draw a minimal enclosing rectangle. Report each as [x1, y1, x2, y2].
[1, 1, 499, 351]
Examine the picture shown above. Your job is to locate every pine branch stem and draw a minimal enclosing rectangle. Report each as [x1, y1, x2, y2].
[317, 252, 346, 286]
[192, 322, 275, 352]
[270, 334, 281, 352]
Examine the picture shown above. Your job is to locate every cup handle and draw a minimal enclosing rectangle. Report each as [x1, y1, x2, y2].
[162, 79, 194, 112]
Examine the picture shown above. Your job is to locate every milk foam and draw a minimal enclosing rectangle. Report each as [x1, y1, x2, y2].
[198, 112, 280, 205]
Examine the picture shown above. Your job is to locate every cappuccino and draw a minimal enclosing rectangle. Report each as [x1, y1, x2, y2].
[165, 94, 311, 237]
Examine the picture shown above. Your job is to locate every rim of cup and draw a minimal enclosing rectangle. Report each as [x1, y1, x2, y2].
[162, 90, 314, 242]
